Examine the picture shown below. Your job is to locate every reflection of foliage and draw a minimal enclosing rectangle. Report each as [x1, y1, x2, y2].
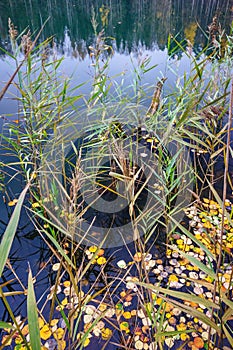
[0, 0, 233, 58]
[184, 22, 197, 46]
[99, 5, 110, 27]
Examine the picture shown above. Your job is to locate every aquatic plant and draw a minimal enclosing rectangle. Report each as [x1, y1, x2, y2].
[0, 13, 233, 350]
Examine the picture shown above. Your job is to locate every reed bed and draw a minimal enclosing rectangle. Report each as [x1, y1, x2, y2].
[0, 14, 232, 350]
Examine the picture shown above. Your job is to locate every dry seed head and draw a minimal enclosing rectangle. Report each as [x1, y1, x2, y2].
[21, 31, 33, 56]
[41, 46, 50, 65]
[8, 18, 18, 41]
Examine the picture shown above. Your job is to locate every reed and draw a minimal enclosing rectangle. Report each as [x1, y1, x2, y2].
[0, 14, 232, 350]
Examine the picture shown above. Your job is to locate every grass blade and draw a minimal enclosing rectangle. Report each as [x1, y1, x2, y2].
[0, 321, 13, 329]
[27, 266, 41, 349]
[0, 183, 30, 278]
[172, 248, 216, 280]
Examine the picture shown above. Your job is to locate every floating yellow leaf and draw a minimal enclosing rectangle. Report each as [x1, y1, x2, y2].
[8, 199, 18, 206]
[97, 256, 107, 265]
[50, 319, 59, 327]
[32, 202, 40, 208]
[203, 221, 212, 229]
[1, 335, 12, 346]
[98, 303, 107, 312]
[131, 309, 137, 317]
[203, 198, 209, 204]
[180, 333, 189, 341]
[156, 297, 163, 306]
[134, 252, 142, 262]
[40, 324, 52, 340]
[83, 338, 90, 347]
[120, 291, 126, 298]
[60, 297, 68, 306]
[168, 275, 178, 283]
[89, 246, 98, 253]
[15, 335, 23, 344]
[21, 324, 29, 335]
[176, 239, 184, 246]
[176, 323, 187, 331]
[57, 339, 66, 350]
[168, 317, 176, 325]
[120, 322, 130, 332]
[123, 311, 131, 319]
[101, 327, 112, 340]
[38, 317, 45, 329]
[165, 303, 173, 312]
[53, 328, 64, 340]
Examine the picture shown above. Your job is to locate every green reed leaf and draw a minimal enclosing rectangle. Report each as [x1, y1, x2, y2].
[27, 266, 41, 350]
[0, 183, 30, 277]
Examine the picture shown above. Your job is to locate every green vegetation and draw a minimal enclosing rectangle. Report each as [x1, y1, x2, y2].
[0, 13, 233, 350]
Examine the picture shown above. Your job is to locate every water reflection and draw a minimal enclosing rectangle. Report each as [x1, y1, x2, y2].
[0, 0, 232, 59]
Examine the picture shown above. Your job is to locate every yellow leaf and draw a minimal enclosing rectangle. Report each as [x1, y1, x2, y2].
[120, 322, 129, 332]
[63, 280, 71, 287]
[21, 324, 29, 335]
[54, 328, 64, 340]
[89, 246, 98, 253]
[101, 327, 112, 339]
[134, 252, 142, 262]
[168, 275, 178, 283]
[61, 297, 68, 306]
[40, 324, 52, 340]
[83, 338, 90, 347]
[181, 333, 189, 341]
[8, 199, 18, 206]
[32, 202, 40, 208]
[38, 317, 45, 329]
[97, 256, 106, 265]
[98, 303, 107, 312]
[123, 311, 131, 319]
[57, 339, 66, 350]
[2, 335, 12, 346]
[203, 198, 209, 204]
[176, 323, 187, 331]
[50, 319, 59, 326]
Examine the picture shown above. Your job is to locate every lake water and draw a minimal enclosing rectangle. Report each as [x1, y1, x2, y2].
[0, 0, 233, 346]
[0, 0, 233, 114]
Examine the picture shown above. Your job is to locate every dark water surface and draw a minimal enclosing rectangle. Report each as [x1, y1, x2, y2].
[0, 0, 233, 348]
[0, 0, 233, 114]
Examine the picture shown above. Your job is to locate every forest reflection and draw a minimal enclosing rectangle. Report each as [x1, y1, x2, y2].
[0, 0, 233, 59]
